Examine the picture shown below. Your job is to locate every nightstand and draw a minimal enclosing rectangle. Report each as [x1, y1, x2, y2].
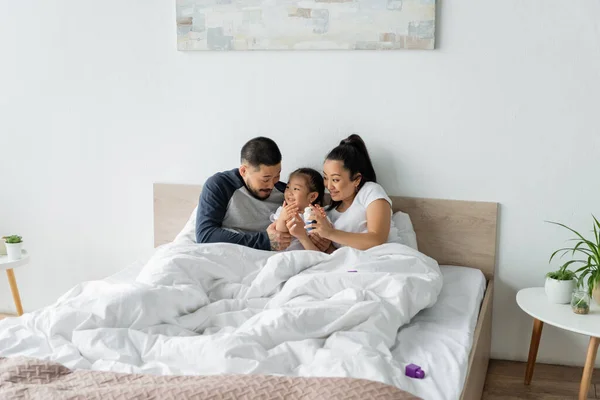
[517, 287, 600, 400]
[0, 250, 29, 318]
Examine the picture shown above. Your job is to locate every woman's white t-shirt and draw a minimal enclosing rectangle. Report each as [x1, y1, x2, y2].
[327, 182, 399, 249]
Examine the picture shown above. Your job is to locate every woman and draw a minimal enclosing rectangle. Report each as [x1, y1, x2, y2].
[289, 134, 398, 252]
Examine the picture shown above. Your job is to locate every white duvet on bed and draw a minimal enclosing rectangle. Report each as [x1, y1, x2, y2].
[0, 241, 442, 390]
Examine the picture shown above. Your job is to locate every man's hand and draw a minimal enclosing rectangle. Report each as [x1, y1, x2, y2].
[309, 232, 332, 253]
[267, 222, 291, 251]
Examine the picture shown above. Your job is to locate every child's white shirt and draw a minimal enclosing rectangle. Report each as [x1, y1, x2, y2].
[270, 206, 325, 251]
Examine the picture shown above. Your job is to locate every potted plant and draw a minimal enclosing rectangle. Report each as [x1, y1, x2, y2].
[547, 215, 600, 305]
[544, 263, 576, 304]
[2, 235, 23, 261]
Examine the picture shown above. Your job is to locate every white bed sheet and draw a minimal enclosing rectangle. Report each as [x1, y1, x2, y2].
[392, 265, 487, 400]
[105, 260, 485, 400]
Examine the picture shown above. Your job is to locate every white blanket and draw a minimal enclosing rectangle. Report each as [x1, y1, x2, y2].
[0, 242, 442, 388]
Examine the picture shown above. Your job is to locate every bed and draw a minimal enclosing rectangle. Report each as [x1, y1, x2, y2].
[153, 183, 498, 400]
[0, 183, 497, 400]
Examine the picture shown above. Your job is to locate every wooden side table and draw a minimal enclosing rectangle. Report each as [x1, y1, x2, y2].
[0, 250, 29, 317]
[517, 287, 600, 400]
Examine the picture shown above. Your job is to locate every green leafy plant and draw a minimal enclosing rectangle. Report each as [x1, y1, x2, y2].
[2, 235, 22, 244]
[547, 215, 600, 296]
[545, 267, 576, 281]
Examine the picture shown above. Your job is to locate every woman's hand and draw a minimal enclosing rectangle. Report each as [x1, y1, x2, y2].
[306, 205, 335, 239]
[309, 232, 333, 253]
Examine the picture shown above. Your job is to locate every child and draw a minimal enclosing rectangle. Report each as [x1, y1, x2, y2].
[270, 168, 325, 251]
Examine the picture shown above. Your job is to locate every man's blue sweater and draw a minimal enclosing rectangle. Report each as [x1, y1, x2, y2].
[195, 169, 286, 250]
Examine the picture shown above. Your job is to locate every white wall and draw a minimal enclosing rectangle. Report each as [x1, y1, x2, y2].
[1, 0, 599, 366]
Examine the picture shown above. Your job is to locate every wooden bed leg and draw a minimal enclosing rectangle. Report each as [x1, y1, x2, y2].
[579, 336, 599, 400]
[524, 318, 543, 385]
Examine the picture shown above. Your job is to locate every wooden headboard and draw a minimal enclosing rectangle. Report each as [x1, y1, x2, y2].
[154, 183, 498, 280]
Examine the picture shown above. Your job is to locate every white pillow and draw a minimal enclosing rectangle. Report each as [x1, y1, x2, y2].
[174, 206, 198, 244]
[392, 211, 419, 250]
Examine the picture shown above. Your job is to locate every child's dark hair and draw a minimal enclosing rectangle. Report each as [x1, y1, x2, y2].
[325, 134, 377, 210]
[289, 168, 325, 206]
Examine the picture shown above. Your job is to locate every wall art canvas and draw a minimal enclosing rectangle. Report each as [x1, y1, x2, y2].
[176, 0, 435, 50]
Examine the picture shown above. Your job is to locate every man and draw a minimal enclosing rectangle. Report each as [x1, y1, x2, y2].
[195, 136, 306, 251]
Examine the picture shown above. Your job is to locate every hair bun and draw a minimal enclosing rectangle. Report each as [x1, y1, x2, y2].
[340, 134, 362, 146]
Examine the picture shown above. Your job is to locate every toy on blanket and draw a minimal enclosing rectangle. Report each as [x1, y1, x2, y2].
[405, 363, 425, 379]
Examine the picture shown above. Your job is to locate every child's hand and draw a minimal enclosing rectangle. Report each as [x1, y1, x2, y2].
[280, 201, 298, 222]
[286, 213, 308, 239]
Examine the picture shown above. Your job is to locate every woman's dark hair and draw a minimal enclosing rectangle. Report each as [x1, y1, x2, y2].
[289, 168, 325, 206]
[240, 136, 282, 167]
[325, 134, 377, 210]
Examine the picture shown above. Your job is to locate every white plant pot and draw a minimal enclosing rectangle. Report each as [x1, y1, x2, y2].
[5, 242, 23, 261]
[544, 277, 575, 304]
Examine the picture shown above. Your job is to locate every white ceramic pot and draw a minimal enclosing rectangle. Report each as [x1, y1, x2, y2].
[544, 277, 575, 304]
[5, 242, 23, 261]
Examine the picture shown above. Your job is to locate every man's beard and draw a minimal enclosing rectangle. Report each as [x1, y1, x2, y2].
[247, 184, 272, 200]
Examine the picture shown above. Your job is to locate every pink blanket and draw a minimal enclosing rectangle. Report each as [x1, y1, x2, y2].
[0, 357, 422, 400]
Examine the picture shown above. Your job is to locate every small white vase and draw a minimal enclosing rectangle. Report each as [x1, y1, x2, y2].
[5, 242, 23, 261]
[544, 277, 575, 304]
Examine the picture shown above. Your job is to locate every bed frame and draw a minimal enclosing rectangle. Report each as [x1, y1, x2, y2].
[153, 183, 498, 400]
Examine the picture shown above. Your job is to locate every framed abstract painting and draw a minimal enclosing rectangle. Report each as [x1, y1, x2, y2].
[176, 0, 436, 51]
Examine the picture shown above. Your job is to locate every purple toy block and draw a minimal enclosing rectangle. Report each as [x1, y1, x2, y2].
[405, 363, 425, 379]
